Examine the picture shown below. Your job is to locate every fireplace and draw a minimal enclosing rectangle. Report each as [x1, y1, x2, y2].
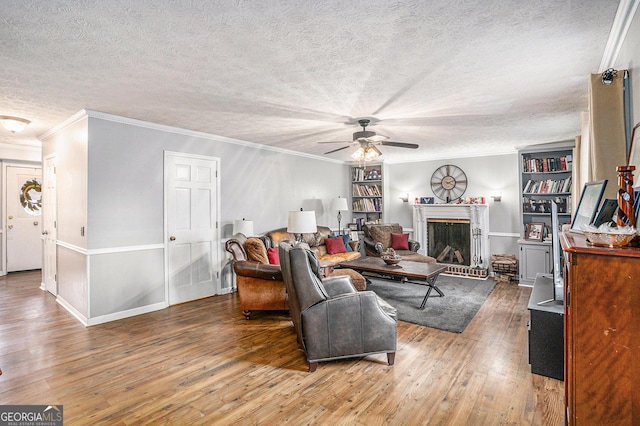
[427, 219, 471, 266]
[413, 204, 489, 273]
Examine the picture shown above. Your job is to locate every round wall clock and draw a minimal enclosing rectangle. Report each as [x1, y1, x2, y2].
[430, 164, 467, 201]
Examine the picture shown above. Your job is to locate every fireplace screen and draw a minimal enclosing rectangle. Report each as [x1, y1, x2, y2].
[427, 219, 471, 266]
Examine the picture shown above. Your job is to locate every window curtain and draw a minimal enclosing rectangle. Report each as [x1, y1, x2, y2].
[575, 72, 628, 207]
[572, 112, 592, 214]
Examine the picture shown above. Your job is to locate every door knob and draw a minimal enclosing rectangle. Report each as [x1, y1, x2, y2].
[8, 225, 13, 229]
[8, 215, 13, 220]
[33, 221, 39, 226]
[42, 230, 49, 235]
[169, 236, 176, 241]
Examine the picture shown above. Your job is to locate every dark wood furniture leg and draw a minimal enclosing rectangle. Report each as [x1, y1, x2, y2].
[308, 362, 318, 372]
[419, 275, 444, 310]
[387, 352, 395, 365]
[242, 310, 252, 320]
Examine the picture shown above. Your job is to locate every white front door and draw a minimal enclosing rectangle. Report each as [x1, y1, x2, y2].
[42, 156, 57, 294]
[6, 166, 43, 272]
[165, 152, 220, 305]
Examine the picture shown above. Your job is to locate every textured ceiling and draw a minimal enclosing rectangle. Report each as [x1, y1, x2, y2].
[0, 0, 620, 162]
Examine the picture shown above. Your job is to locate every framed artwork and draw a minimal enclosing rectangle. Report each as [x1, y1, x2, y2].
[526, 222, 545, 241]
[570, 180, 608, 232]
[419, 197, 434, 204]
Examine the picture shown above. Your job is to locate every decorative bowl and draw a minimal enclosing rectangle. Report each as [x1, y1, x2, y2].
[583, 230, 637, 248]
[382, 256, 401, 265]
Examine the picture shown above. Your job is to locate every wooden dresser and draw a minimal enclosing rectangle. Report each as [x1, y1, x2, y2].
[560, 232, 640, 425]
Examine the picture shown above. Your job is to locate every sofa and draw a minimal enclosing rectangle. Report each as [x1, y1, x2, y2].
[225, 226, 362, 319]
[260, 226, 360, 263]
[362, 223, 436, 264]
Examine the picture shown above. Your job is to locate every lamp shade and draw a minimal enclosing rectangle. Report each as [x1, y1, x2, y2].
[287, 211, 317, 234]
[331, 197, 349, 211]
[232, 219, 254, 236]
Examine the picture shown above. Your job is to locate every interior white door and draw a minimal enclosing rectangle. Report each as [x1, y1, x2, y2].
[165, 153, 219, 305]
[6, 166, 43, 272]
[42, 156, 57, 294]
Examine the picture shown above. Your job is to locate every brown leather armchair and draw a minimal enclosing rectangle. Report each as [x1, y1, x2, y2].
[362, 223, 436, 263]
[279, 241, 397, 372]
[225, 227, 361, 319]
[225, 235, 287, 319]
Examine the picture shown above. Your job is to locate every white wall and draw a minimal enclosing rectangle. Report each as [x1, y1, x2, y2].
[40, 115, 89, 319]
[384, 154, 521, 257]
[43, 110, 350, 324]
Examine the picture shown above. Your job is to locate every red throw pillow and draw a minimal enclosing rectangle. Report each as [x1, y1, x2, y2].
[391, 233, 410, 250]
[267, 247, 280, 265]
[325, 236, 347, 254]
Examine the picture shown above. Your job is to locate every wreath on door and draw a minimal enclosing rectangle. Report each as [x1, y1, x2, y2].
[20, 178, 42, 215]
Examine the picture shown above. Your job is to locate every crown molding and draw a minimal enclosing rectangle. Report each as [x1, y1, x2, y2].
[384, 147, 517, 164]
[599, 0, 640, 71]
[82, 110, 346, 165]
[0, 141, 41, 152]
[38, 109, 89, 141]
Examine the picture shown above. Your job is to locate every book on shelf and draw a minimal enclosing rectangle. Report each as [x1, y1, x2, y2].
[523, 155, 573, 173]
[352, 198, 381, 212]
[352, 167, 381, 181]
[352, 183, 381, 197]
[522, 176, 572, 194]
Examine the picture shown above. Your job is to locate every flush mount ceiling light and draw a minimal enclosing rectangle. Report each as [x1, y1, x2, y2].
[0, 116, 31, 133]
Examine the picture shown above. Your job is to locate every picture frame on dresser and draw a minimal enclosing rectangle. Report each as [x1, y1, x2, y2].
[525, 222, 544, 241]
[593, 198, 618, 227]
[569, 180, 607, 233]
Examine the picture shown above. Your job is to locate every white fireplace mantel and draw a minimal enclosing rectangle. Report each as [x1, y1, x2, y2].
[412, 204, 490, 268]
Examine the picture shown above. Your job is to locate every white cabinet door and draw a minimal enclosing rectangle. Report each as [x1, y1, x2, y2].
[165, 153, 219, 305]
[519, 242, 551, 285]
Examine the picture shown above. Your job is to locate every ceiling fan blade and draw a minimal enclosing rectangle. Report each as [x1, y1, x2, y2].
[324, 146, 351, 154]
[318, 140, 352, 144]
[381, 141, 419, 149]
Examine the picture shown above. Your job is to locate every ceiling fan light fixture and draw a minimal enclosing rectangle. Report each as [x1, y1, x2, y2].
[351, 146, 365, 161]
[364, 145, 381, 161]
[0, 115, 30, 133]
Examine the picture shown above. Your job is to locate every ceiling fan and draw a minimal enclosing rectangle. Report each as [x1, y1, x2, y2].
[319, 119, 419, 161]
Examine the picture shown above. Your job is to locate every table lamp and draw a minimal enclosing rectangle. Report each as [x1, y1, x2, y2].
[331, 197, 349, 235]
[287, 210, 317, 242]
[232, 218, 254, 237]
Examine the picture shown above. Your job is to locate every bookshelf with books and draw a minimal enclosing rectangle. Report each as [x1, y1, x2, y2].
[518, 142, 574, 285]
[351, 164, 383, 225]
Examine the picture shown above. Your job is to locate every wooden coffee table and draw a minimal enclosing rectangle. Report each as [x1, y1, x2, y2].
[338, 257, 448, 309]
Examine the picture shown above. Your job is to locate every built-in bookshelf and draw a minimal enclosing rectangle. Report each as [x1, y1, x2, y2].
[518, 141, 574, 285]
[351, 164, 383, 225]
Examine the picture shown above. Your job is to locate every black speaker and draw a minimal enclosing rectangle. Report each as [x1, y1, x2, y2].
[528, 309, 564, 381]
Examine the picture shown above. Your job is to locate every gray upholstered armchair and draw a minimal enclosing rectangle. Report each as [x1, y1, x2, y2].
[279, 241, 397, 372]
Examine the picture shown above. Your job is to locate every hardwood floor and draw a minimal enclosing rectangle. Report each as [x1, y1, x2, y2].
[0, 271, 563, 425]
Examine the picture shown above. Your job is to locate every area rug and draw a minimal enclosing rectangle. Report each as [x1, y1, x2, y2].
[366, 275, 497, 333]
